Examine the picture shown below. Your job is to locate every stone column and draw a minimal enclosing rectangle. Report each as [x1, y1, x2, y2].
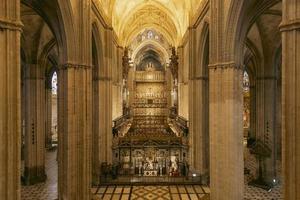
[249, 84, 256, 138]
[0, 0, 21, 199]
[189, 76, 209, 181]
[92, 76, 112, 184]
[58, 64, 92, 200]
[209, 63, 244, 200]
[263, 77, 277, 183]
[255, 76, 277, 184]
[57, 0, 92, 198]
[281, 0, 300, 199]
[23, 65, 47, 184]
[45, 88, 52, 148]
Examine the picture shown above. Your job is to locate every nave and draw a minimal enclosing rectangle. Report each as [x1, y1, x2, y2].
[1, 0, 300, 200]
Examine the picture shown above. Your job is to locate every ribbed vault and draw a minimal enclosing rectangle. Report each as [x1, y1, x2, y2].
[97, 0, 204, 45]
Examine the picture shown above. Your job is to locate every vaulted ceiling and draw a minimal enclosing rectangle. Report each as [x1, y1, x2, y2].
[97, 0, 204, 45]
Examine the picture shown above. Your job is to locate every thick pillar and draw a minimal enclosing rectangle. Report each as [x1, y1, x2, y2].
[57, 0, 92, 199]
[281, 0, 300, 199]
[23, 65, 46, 184]
[209, 63, 244, 200]
[210, 0, 244, 198]
[58, 64, 92, 200]
[0, 0, 21, 199]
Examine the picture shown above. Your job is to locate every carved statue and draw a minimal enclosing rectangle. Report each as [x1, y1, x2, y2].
[122, 47, 131, 79]
[169, 47, 178, 80]
[144, 157, 154, 170]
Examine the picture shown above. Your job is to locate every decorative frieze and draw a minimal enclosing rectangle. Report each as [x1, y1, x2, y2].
[59, 63, 93, 70]
[208, 61, 243, 70]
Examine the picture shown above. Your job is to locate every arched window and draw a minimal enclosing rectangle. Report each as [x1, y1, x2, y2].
[147, 30, 153, 39]
[243, 71, 250, 129]
[243, 71, 250, 92]
[51, 72, 58, 95]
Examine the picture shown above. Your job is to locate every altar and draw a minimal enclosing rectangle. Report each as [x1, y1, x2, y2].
[111, 62, 189, 178]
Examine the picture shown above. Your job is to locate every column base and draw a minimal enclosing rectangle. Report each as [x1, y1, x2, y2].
[22, 166, 47, 185]
[200, 173, 210, 185]
[92, 174, 100, 187]
[248, 178, 274, 191]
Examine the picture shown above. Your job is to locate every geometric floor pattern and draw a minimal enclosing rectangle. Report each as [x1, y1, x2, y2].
[244, 184, 282, 200]
[21, 149, 283, 200]
[21, 150, 58, 200]
[244, 142, 283, 200]
[91, 185, 210, 200]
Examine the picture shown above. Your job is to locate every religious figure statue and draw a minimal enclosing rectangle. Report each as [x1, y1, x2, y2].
[144, 157, 154, 170]
[122, 47, 131, 79]
[169, 47, 178, 80]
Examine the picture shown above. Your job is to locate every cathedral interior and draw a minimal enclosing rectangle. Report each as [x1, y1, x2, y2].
[0, 0, 299, 200]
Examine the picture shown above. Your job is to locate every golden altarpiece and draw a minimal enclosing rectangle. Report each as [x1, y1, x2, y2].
[112, 46, 189, 178]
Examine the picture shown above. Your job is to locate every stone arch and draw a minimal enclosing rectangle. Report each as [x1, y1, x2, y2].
[124, 24, 176, 47]
[116, 1, 181, 39]
[244, 38, 261, 83]
[131, 40, 170, 61]
[196, 22, 209, 77]
[92, 22, 105, 76]
[21, 0, 76, 63]
[131, 40, 170, 70]
[224, 0, 280, 64]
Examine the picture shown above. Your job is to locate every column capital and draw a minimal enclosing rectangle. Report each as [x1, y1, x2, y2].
[0, 18, 22, 31]
[280, 19, 300, 32]
[59, 63, 93, 70]
[208, 61, 243, 70]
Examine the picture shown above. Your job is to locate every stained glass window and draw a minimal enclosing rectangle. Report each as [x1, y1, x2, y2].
[243, 71, 250, 129]
[147, 30, 153, 39]
[52, 72, 58, 95]
[243, 71, 250, 92]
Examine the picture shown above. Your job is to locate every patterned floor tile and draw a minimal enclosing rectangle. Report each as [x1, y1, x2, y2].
[21, 149, 283, 200]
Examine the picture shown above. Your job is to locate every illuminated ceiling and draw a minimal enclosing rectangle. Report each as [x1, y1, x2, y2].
[97, 0, 204, 45]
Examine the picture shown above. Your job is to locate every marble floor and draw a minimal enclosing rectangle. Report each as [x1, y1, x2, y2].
[21, 149, 282, 200]
[91, 185, 210, 200]
[21, 149, 58, 200]
[243, 144, 282, 200]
